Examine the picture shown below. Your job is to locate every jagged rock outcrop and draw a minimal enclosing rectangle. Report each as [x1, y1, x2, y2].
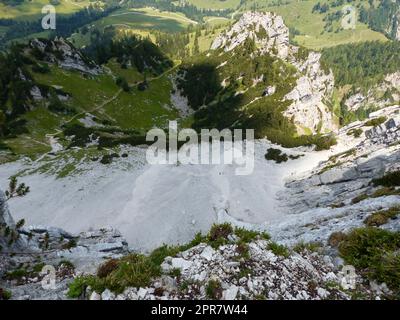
[158, 241, 349, 300]
[211, 12, 290, 59]
[344, 72, 400, 112]
[0, 226, 130, 299]
[29, 38, 101, 75]
[284, 51, 336, 134]
[211, 12, 337, 135]
[274, 106, 400, 245]
[84, 240, 387, 300]
[365, 116, 400, 145]
[1, 187, 130, 297]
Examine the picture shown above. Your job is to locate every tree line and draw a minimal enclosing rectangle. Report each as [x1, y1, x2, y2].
[321, 40, 400, 89]
[0, 4, 118, 47]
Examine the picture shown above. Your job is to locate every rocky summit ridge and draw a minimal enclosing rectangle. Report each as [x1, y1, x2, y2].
[212, 12, 336, 135]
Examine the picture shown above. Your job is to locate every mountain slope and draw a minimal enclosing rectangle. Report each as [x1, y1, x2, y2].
[178, 12, 337, 142]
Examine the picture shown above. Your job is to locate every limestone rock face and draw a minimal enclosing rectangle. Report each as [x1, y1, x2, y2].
[29, 38, 101, 75]
[344, 72, 400, 112]
[392, 11, 400, 40]
[365, 115, 400, 145]
[274, 106, 400, 246]
[284, 51, 336, 134]
[211, 12, 337, 135]
[211, 11, 290, 59]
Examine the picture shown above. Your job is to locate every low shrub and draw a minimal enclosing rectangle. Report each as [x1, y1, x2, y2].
[207, 223, 233, 248]
[364, 116, 387, 127]
[5, 268, 28, 280]
[371, 187, 400, 197]
[347, 128, 363, 138]
[97, 259, 119, 278]
[105, 254, 160, 293]
[372, 171, 400, 187]
[0, 288, 11, 300]
[265, 148, 288, 163]
[267, 242, 290, 258]
[364, 207, 400, 227]
[67, 275, 105, 298]
[351, 194, 368, 204]
[206, 279, 223, 299]
[328, 231, 347, 247]
[58, 260, 75, 270]
[293, 242, 321, 253]
[339, 227, 400, 293]
[100, 153, 119, 165]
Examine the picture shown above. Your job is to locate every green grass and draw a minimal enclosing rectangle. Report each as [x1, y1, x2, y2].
[93, 8, 197, 34]
[188, 0, 240, 10]
[3, 58, 181, 158]
[204, 16, 231, 27]
[364, 207, 400, 227]
[238, 0, 387, 50]
[267, 242, 290, 258]
[33, 67, 119, 112]
[339, 228, 400, 295]
[103, 76, 179, 130]
[66, 223, 274, 298]
[364, 116, 387, 127]
[0, 0, 90, 20]
[2, 107, 63, 158]
[206, 279, 223, 299]
[372, 170, 400, 187]
[105, 59, 144, 84]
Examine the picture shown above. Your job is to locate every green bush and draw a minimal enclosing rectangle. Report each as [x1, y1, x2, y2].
[116, 76, 130, 92]
[206, 279, 222, 299]
[267, 242, 290, 258]
[293, 242, 321, 253]
[149, 245, 181, 266]
[207, 223, 233, 248]
[106, 254, 160, 293]
[364, 116, 387, 127]
[364, 207, 400, 227]
[0, 288, 12, 300]
[265, 148, 288, 163]
[67, 275, 105, 298]
[347, 128, 363, 138]
[5, 268, 28, 280]
[234, 227, 270, 242]
[339, 228, 400, 293]
[372, 171, 400, 187]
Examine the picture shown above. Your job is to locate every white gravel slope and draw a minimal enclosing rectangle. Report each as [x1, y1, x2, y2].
[0, 139, 354, 251]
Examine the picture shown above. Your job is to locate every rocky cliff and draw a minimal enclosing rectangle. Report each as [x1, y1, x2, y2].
[275, 105, 400, 245]
[344, 72, 400, 112]
[29, 38, 101, 75]
[211, 12, 337, 135]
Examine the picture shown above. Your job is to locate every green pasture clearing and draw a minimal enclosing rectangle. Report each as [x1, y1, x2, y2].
[93, 7, 197, 33]
[0, 0, 90, 20]
[187, 0, 241, 10]
[237, 0, 387, 49]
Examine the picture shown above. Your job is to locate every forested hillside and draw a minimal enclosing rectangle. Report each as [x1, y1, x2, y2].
[321, 41, 400, 88]
[360, 0, 400, 40]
